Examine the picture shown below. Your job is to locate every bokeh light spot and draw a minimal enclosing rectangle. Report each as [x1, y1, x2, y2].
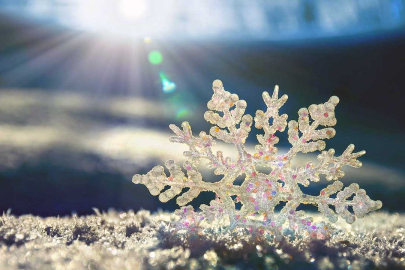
[176, 108, 189, 119]
[144, 37, 152, 44]
[148, 51, 163, 65]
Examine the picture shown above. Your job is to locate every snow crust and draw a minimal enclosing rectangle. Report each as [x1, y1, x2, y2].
[0, 210, 403, 269]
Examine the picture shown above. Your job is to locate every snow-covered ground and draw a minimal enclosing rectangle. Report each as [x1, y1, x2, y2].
[0, 210, 404, 269]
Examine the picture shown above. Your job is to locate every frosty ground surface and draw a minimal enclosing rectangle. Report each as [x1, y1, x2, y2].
[0, 210, 403, 270]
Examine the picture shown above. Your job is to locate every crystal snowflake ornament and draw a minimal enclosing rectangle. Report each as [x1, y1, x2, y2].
[133, 80, 382, 240]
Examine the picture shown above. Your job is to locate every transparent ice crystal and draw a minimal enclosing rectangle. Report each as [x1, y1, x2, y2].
[133, 80, 382, 240]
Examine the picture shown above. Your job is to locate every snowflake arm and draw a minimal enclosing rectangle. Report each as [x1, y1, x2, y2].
[204, 80, 252, 163]
[306, 181, 382, 224]
[168, 121, 227, 173]
[133, 160, 240, 207]
[285, 96, 340, 163]
[253, 85, 288, 165]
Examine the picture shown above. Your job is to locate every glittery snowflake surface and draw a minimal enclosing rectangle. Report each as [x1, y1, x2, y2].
[133, 80, 382, 240]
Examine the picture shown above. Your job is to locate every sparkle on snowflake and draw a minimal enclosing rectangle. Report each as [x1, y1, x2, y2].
[133, 80, 382, 240]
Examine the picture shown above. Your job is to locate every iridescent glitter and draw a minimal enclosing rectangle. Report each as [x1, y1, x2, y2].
[133, 80, 382, 240]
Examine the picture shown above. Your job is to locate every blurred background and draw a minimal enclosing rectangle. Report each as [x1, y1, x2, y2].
[0, 0, 404, 217]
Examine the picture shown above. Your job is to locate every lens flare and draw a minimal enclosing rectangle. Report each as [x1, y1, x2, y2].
[159, 72, 176, 93]
[148, 51, 163, 65]
[176, 108, 189, 119]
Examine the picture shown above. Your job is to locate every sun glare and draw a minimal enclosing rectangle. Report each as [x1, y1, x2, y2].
[118, 0, 148, 21]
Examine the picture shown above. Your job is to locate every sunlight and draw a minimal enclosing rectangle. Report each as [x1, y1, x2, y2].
[118, 0, 148, 21]
[2, 0, 403, 40]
